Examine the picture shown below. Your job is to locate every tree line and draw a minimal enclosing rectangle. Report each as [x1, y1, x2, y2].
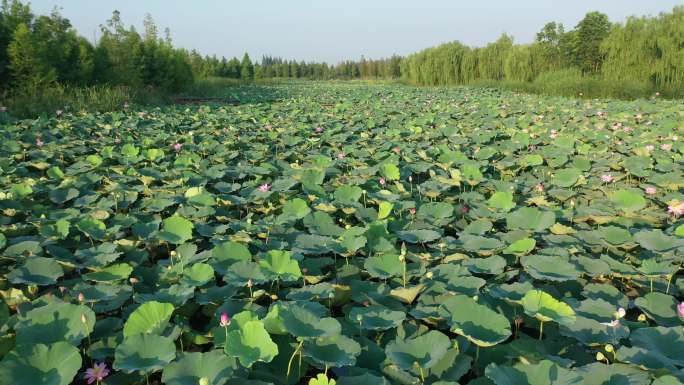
[0, 1, 194, 93]
[0, 0, 402, 97]
[1, 0, 682, 97]
[401, 7, 684, 92]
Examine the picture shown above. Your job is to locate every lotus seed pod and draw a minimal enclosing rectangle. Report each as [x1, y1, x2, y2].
[199, 377, 210, 385]
[605, 344, 614, 353]
[638, 314, 647, 322]
[596, 352, 606, 361]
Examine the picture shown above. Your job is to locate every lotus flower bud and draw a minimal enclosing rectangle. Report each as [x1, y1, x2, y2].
[220, 312, 230, 327]
[78, 292, 85, 303]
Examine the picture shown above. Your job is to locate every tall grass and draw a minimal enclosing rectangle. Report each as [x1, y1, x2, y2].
[0, 84, 167, 119]
[468, 69, 681, 100]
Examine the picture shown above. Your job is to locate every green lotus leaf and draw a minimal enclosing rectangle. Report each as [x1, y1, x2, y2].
[521, 290, 576, 325]
[396, 229, 441, 243]
[10, 182, 33, 198]
[258, 250, 302, 282]
[575, 363, 650, 385]
[652, 376, 684, 385]
[553, 168, 581, 188]
[385, 330, 451, 370]
[224, 320, 278, 368]
[161, 351, 235, 385]
[49, 187, 79, 204]
[76, 217, 106, 239]
[7, 257, 63, 286]
[616, 326, 684, 370]
[463, 256, 506, 275]
[83, 262, 133, 282]
[521, 154, 544, 167]
[348, 305, 406, 331]
[0, 342, 81, 385]
[308, 374, 336, 385]
[488, 191, 515, 212]
[610, 189, 646, 212]
[158, 215, 194, 244]
[634, 230, 684, 252]
[15, 302, 95, 346]
[364, 254, 402, 279]
[121, 143, 139, 157]
[182, 263, 215, 286]
[634, 292, 680, 327]
[599, 226, 633, 245]
[114, 334, 176, 374]
[334, 185, 363, 204]
[303, 334, 362, 368]
[485, 360, 582, 385]
[675, 224, 684, 237]
[560, 314, 630, 345]
[123, 301, 175, 337]
[279, 302, 341, 338]
[223, 261, 267, 286]
[378, 201, 393, 219]
[278, 198, 311, 222]
[506, 207, 555, 232]
[440, 295, 511, 347]
[503, 238, 536, 255]
[336, 373, 390, 385]
[379, 163, 400, 180]
[520, 254, 580, 282]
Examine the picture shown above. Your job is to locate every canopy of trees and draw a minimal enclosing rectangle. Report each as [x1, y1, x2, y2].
[402, 7, 684, 92]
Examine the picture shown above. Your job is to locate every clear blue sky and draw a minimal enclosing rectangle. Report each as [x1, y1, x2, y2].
[30, 0, 683, 63]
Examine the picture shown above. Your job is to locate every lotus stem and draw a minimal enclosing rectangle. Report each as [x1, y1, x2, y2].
[539, 321, 544, 340]
[418, 366, 425, 383]
[286, 340, 304, 379]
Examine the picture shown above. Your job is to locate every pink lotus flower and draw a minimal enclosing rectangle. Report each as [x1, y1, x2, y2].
[616, 307, 626, 319]
[258, 183, 271, 192]
[408, 208, 416, 215]
[392, 146, 401, 154]
[379, 177, 386, 186]
[84, 362, 109, 384]
[645, 145, 654, 152]
[35, 138, 44, 147]
[461, 205, 470, 214]
[78, 292, 85, 303]
[601, 174, 614, 183]
[661, 143, 672, 151]
[315, 127, 324, 133]
[678, 302, 684, 318]
[337, 152, 346, 160]
[172, 143, 182, 152]
[668, 201, 684, 217]
[535, 183, 544, 193]
[644, 186, 657, 195]
[220, 311, 231, 327]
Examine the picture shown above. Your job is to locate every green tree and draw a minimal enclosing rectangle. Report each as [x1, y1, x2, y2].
[240, 52, 253, 80]
[574, 11, 611, 73]
[7, 22, 54, 87]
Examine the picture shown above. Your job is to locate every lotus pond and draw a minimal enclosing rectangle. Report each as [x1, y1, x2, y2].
[0, 82, 684, 385]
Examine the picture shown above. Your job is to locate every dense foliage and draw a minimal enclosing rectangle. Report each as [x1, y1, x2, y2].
[402, 7, 684, 95]
[0, 1, 194, 93]
[0, 82, 683, 385]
